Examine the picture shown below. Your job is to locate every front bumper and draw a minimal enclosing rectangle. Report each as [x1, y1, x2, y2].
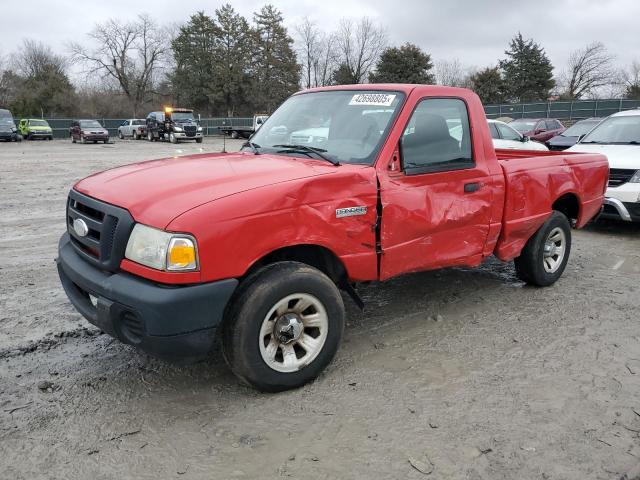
[600, 198, 640, 222]
[56, 233, 238, 360]
[174, 131, 203, 139]
[27, 131, 52, 137]
[0, 131, 18, 140]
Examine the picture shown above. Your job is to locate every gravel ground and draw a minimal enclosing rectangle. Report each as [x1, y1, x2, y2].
[1, 138, 639, 479]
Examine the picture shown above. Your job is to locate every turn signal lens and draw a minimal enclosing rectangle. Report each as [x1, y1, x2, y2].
[167, 237, 197, 271]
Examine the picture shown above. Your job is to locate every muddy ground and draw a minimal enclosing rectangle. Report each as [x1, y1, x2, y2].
[1, 138, 639, 479]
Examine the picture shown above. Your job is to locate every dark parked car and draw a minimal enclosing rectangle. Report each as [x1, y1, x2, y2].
[70, 119, 110, 144]
[0, 108, 21, 142]
[545, 118, 602, 151]
[509, 118, 565, 143]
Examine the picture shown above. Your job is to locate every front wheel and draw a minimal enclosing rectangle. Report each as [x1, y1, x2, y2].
[196, 137, 203, 144]
[222, 262, 345, 392]
[118, 130, 124, 139]
[147, 131, 154, 142]
[132, 131, 138, 140]
[514, 211, 572, 286]
[169, 132, 178, 144]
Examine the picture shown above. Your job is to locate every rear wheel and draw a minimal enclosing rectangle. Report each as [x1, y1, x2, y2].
[514, 211, 572, 286]
[230, 130, 239, 139]
[222, 262, 345, 392]
[118, 130, 124, 139]
[132, 131, 138, 140]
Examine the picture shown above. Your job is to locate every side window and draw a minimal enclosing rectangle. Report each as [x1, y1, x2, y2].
[536, 121, 547, 131]
[401, 98, 474, 174]
[488, 122, 500, 139]
[497, 123, 521, 141]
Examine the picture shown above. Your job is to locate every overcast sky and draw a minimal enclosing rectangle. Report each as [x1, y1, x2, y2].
[2, 0, 639, 78]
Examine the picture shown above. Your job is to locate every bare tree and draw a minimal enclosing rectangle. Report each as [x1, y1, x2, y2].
[70, 14, 168, 115]
[435, 58, 468, 87]
[620, 60, 640, 99]
[560, 42, 615, 99]
[335, 17, 386, 83]
[15, 39, 68, 78]
[296, 18, 323, 89]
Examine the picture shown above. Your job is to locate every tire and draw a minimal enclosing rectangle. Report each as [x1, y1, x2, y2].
[147, 131, 154, 142]
[27, 133, 32, 140]
[48, 136, 53, 141]
[196, 137, 203, 144]
[222, 261, 345, 392]
[81, 136, 87, 144]
[514, 211, 572, 287]
[72, 136, 76, 144]
[132, 131, 138, 140]
[118, 130, 124, 139]
[230, 130, 239, 139]
[169, 132, 178, 144]
[103, 139, 109, 144]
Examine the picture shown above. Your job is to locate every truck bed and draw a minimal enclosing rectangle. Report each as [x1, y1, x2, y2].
[493, 148, 609, 261]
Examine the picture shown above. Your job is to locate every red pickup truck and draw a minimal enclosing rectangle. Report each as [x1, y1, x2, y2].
[57, 85, 608, 391]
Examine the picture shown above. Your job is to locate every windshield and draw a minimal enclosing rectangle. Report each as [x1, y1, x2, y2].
[0, 118, 14, 127]
[581, 115, 640, 145]
[562, 120, 600, 137]
[30, 120, 49, 127]
[132, 119, 146, 125]
[171, 112, 195, 122]
[80, 120, 103, 129]
[509, 120, 537, 133]
[248, 90, 405, 165]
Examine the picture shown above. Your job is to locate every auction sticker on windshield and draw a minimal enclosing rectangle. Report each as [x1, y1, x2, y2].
[349, 93, 396, 107]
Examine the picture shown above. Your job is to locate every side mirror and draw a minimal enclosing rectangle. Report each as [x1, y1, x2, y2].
[521, 135, 530, 142]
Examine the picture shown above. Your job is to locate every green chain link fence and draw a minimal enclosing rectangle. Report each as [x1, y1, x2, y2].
[484, 99, 640, 121]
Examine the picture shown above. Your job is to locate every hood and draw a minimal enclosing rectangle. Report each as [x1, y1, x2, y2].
[547, 135, 578, 147]
[29, 126, 51, 131]
[566, 143, 640, 169]
[74, 152, 338, 228]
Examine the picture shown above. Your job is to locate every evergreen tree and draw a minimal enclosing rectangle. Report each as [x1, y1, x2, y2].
[500, 33, 555, 102]
[170, 12, 219, 114]
[470, 67, 507, 104]
[252, 5, 300, 112]
[332, 63, 358, 85]
[369, 43, 435, 84]
[212, 4, 253, 116]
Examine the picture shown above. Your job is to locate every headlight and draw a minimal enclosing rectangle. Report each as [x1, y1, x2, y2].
[174, 126, 183, 132]
[197, 126, 203, 132]
[125, 224, 198, 271]
[630, 171, 640, 183]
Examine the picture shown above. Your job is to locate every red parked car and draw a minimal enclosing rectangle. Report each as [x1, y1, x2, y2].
[70, 119, 110, 144]
[509, 118, 565, 142]
[57, 85, 607, 391]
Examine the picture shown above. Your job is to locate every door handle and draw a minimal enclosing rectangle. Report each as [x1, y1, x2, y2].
[464, 182, 482, 193]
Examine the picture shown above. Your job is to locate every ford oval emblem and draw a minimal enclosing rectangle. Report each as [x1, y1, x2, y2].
[73, 218, 89, 237]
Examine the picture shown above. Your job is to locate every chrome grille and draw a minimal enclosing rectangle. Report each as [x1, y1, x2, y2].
[66, 190, 135, 272]
[608, 168, 636, 187]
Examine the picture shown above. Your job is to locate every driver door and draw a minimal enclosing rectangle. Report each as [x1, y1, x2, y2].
[379, 97, 493, 280]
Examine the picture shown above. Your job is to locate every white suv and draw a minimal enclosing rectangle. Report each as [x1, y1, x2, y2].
[567, 109, 640, 222]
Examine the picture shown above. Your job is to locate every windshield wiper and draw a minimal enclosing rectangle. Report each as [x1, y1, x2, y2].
[242, 141, 261, 155]
[272, 144, 340, 166]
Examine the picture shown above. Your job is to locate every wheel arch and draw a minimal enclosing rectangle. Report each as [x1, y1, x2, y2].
[552, 192, 580, 225]
[244, 244, 348, 285]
